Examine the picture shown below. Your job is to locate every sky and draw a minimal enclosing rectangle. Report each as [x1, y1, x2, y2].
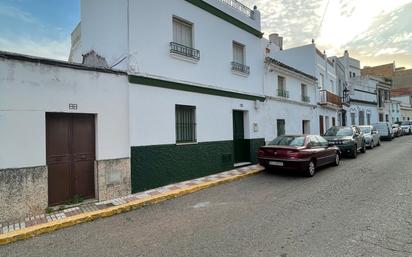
[0, 0, 411, 68]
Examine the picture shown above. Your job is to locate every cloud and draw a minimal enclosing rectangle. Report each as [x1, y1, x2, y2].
[0, 37, 70, 61]
[0, 4, 37, 24]
[241, 0, 412, 68]
[344, 2, 412, 67]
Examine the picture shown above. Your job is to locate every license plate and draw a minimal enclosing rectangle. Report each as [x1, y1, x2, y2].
[269, 161, 283, 166]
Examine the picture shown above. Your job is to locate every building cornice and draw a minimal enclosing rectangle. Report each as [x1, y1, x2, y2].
[128, 74, 266, 102]
[265, 57, 317, 82]
[265, 96, 317, 108]
[185, 0, 263, 38]
[350, 99, 377, 106]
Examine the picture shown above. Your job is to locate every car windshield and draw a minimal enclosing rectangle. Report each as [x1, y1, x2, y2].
[401, 122, 409, 125]
[360, 127, 371, 134]
[324, 127, 353, 136]
[269, 136, 306, 146]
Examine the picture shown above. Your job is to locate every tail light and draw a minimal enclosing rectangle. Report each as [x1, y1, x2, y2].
[288, 150, 304, 159]
[258, 149, 265, 157]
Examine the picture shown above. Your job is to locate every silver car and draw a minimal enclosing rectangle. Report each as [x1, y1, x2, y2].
[359, 125, 380, 149]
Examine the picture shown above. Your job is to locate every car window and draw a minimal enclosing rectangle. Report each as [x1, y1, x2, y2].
[269, 136, 306, 146]
[316, 136, 328, 147]
[360, 127, 371, 134]
[324, 127, 353, 136]
[308, 136, 321, 147]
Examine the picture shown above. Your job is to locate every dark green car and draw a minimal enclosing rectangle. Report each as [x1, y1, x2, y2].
[323, 126, 366, 158]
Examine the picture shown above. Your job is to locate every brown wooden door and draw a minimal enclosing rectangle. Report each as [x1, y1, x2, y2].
[319, 115, 324, 135]
[46, 113, 95, 206]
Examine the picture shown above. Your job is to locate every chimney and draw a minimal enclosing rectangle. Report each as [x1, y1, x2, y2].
[344, 50, 349, 58]
[269, 33, 283, 50]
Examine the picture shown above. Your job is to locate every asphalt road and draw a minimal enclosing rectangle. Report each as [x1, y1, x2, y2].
[1, 136, 412, 257]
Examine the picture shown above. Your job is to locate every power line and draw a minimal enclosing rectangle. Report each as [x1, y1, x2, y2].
[316, 0, 330, 40]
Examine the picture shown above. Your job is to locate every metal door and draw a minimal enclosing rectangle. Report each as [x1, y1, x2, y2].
[46, 113, 95, 206]
[233, 111, 250, 163]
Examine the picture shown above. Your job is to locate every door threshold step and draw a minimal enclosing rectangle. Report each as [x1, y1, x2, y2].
[234, 162, 252, 168]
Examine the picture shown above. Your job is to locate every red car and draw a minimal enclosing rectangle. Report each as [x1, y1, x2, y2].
[258, 135, 341, 177]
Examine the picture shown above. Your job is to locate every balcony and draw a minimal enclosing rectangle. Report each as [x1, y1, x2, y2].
[302, 95, 310, 103]
[170, 42, 200, 60]
[277, 88, 289, 98]
[231, 62, 250, 74]
[218, 0, 253, 18]
[319, 90, 342, 108]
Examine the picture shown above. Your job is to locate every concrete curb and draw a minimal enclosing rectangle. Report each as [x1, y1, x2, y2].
[0, 166, 263, 245]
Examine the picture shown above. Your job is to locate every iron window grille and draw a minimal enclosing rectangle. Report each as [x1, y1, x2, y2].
[302, 95, 310, 102]
[176, 105, 197, 143]
[231, 62, 250, 74]
[277, 88, 289, 98]
[170, 42, 200, 60]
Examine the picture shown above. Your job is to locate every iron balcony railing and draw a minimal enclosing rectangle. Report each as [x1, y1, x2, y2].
[219, 0, 253, 18]
[170, 42, 200, 60]
[319, 89, 342, 107]
[231, 62, 250, 74]
[277, 89, 289, 98]
[302, 95, 310, 103]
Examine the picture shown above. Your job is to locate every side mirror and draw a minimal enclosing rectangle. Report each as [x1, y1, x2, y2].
[306, 143, 312, 148]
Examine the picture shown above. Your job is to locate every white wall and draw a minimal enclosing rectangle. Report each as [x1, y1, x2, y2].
[129, 84, 264, 147]
[80, 0, 129, 69]
[263, 67, 317, 105]
[261, 100, 319, 142]
[272, 44, 316, 77]
[347, 104, 379, 126]
[0, 59, 130, 169]
[79, 0, 264, 96]
[0, 111, 45, 169]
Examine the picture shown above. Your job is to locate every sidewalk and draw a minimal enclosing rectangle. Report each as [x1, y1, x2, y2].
[0, 164, 263, 245]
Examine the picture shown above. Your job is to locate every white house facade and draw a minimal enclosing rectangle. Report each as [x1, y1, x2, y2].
[262, 36, 318, 141]
[271, 43, 341, 135]
[70, 0, 267, 193]
[0, 52, 131, 221]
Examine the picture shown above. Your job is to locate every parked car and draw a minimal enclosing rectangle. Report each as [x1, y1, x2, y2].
[359, 125, 380, 149]
[257, 135, 340, 177]
[392, 124, 403, 137]
[373, 122, 393, 140]
[323, 126, 366, 158]
[400, 121, 412, 135]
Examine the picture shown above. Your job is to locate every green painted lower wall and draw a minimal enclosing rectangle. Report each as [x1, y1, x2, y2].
[131, 138, 265, 193]
[249, 138, 266, 164]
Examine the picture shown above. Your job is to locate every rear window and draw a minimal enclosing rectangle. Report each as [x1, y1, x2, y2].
[324, 127, 353, 136]
[373, 123, 386, 129]
[269, 136, 306, 146]
[360, 127, 371, 134]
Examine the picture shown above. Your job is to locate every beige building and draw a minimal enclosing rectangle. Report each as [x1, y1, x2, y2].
[362, 63, 412, 90]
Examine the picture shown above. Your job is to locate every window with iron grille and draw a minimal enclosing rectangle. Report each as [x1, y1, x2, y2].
[277, 119, 285, 137]
[233, 42, 245, 64]
[367, 113, 371, 125]
[173, 17, 193, 47]
[176, 105, 196, 143]
[351, 113, 356, 125]
[359, 111, 365, 125]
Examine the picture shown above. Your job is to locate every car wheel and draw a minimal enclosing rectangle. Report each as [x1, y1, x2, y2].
[370, 141, 374, 149]
[351, 145, 357, 158]
[361, 142, 366, 153]
[305, 160, 316, 177]
[333, 153, 340, 166]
